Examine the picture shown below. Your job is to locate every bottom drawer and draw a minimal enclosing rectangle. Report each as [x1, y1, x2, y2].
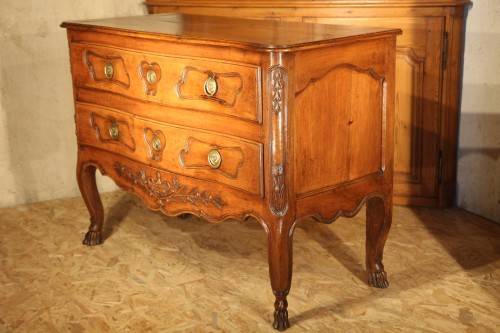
[75, 103, 263, 196]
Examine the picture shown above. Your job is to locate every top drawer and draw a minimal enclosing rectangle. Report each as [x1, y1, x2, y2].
[69, 43, 262, 123]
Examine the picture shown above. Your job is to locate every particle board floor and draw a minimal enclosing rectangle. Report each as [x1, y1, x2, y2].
[0, 191, 499, 333]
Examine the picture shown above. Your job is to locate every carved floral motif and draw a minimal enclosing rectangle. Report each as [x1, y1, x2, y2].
[268, 65, 289, 217]
[270, 67, 286, 114]
[114, 163, 225, 209]
[270, 164, 288, 216]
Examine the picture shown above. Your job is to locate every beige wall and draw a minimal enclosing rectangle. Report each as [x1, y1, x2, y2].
[0, 1, 498, 223]
[457, 0, 500, 223]
[0, 1, 145, 207]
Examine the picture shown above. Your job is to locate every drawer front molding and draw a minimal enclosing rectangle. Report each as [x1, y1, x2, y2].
[73, 44, 262, 123]
[85, 50, 130, 89]
[175, 66, 244, 108]
[90, 113, 136, 151]
[78, 104, 263, 196]
[179, 137, 245, 180]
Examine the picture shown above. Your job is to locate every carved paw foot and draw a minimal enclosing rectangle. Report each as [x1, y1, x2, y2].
[273, 309, 290, 331]
[367, 270, 389, 288]
[83, 230, 102, 246]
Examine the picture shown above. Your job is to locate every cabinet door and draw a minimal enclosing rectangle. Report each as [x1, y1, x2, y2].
[302, 16, 445, 203]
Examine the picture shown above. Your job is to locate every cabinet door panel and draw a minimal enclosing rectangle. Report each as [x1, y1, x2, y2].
[411, 17, 443, 198]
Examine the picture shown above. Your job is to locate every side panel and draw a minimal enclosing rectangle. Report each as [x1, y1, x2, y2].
[295, 64, 385, 196]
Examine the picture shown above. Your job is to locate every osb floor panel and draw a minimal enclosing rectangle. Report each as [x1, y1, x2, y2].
[0, 192, 499, 333]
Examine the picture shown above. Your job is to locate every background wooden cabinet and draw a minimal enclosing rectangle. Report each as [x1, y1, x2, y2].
[145, 0, 470, 207]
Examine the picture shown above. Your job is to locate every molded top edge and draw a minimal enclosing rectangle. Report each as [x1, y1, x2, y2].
[61, 14, 401, 52]
[145, 0, 472, 8]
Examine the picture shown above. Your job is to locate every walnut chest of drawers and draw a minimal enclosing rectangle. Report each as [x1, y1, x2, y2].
[62, 14, 400, 330]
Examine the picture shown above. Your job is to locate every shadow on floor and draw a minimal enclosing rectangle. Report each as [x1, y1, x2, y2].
[411, 207, 500, 270]
[100, 193, 137, 243]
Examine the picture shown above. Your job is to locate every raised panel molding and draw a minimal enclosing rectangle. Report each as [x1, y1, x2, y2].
[295, 64, 386, 196]
[394, 47, 425, 184]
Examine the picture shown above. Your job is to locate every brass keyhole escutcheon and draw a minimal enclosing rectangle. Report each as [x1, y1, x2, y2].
[204, 76, 218, 96]
[109, 122, 119, 140]
[208, 149, 222, 169]
[104, 62, 114, 80]
[152, 137, 162, 152]
[146, 69, 157, 84]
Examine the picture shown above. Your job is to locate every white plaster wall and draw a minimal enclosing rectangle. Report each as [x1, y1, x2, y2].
[458, 0, 500, 223]
[0, 1, 146, 208]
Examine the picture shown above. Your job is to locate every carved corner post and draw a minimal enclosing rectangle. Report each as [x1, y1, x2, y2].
[265, 52, 296, 331]
[76, 154, 105, 246]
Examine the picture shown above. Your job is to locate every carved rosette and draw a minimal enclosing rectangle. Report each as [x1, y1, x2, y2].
[114, 163, 225, 210]
[268, 65, 289, 217]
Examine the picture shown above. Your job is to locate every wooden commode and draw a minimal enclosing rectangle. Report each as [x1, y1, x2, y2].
[62, 14, 400, 330]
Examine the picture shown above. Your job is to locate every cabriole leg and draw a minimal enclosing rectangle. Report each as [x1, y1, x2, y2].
[77, 162, 104, 246]
[267, 217, 294, 331]
[366, 196, 392, 288]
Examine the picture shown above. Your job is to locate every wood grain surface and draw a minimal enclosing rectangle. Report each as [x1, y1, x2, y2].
[61, 13, 400, 51]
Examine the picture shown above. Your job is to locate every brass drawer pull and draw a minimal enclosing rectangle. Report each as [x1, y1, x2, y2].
[104, 62, 114, 80]
[109, 122, 119, 140]
[204, 76, 218, 96]
[152, 136, 162, 151]
[146, 69, 157, 84]
[208, 149, 222, 169]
